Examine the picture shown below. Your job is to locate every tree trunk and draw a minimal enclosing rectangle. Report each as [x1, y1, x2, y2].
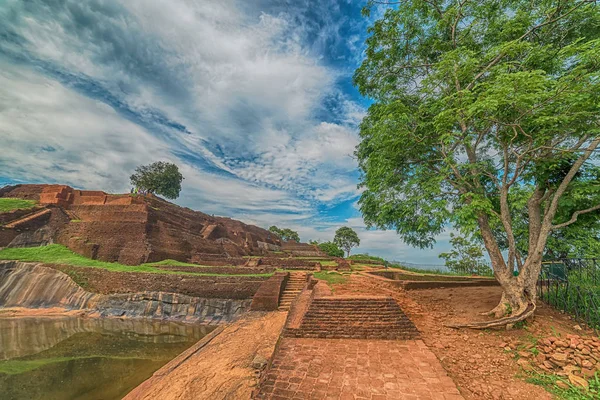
[485, 256, 541, 318]
[470, 213, 543, 325]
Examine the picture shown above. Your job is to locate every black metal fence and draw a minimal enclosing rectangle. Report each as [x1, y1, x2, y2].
[538, 259, 600, 331]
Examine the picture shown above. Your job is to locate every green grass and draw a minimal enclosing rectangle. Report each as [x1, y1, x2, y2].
[318, 260, 338, 267]
[0, 198, 37, 213]
[143, 259, 203, 267]
[313, 271, 349, 285]
[348, 253, 387, 264]
[525, 371, 600, 399]
[0, 245, 273, 277]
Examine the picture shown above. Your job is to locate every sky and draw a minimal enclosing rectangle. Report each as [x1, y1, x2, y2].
[0, 0, 454, 264]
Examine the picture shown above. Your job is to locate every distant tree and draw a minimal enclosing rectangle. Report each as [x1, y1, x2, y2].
[318, 241, 344, 258]
[269, 226, 282, 237]
[269, 226, 300, 242]
[334, 227, 360, 257]
[308, 239, 320, 245]
[130, 162, 183, 200]
[439, 234, 492, 276]
[281, 228, 300, 242]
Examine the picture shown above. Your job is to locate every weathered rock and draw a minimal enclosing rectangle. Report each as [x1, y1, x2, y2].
[251, 354, 269, 370]
[0, 261, 250, 323]
[568, 374, 589, 389]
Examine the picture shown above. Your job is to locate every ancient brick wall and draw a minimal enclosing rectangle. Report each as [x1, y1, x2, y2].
[51, 265, 268, 299]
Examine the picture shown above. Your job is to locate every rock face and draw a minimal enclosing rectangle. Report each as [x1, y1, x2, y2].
[0, 261, 250, 323]
[0, 184, 306, 265]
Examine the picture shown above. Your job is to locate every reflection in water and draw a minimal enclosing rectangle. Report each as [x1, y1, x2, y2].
[0, 317, 214, 400]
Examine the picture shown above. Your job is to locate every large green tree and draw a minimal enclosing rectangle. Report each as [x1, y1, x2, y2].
[130, 161, 183, 200]
[355, 0, 600, 325]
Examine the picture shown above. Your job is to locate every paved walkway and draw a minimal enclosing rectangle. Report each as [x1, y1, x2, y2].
[257, 338, 463, 400]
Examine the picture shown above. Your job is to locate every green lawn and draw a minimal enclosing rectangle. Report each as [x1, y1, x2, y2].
[0, 198, 37, 213]
[313, 271, 349, 285]
[0, 245, 272, 277]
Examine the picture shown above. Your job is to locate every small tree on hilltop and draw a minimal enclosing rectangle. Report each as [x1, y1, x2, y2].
[334, 226, 360, 257]
[130, 162, 183, 200]
[269, 226, 282, 237]
[269, 226, 300, 242]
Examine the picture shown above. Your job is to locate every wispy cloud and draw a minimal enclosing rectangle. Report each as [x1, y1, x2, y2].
[0, 0, 451, 263]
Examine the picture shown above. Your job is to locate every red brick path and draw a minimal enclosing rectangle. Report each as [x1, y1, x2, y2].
[257, 338, 463, 400]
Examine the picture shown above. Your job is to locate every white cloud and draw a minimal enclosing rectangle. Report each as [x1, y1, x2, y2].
[0, 0, 454, 263]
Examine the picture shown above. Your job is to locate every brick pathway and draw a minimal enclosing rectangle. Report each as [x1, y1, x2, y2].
[257, 338, 463, 400]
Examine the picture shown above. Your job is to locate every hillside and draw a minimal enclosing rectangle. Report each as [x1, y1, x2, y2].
[0, 184, 322, 265]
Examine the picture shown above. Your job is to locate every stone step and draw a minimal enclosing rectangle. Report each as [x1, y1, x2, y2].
[286, 296, 420, 340]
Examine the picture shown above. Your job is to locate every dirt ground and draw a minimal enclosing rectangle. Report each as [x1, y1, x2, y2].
[124, 311, 287, 400]
[328, 273, 597, 400]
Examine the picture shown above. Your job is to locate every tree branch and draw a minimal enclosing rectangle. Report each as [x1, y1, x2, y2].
[551, 204, 600, 230]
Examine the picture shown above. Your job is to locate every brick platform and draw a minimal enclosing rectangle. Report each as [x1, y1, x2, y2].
[256, 338, 463, 399]
[285, 297, 419, 340]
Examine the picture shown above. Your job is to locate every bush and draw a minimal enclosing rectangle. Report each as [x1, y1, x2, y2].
[318, 241, 344, 258]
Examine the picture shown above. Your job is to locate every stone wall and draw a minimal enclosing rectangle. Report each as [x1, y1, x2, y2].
[0, 261, 252, 323]
[51, 265, 268, 299]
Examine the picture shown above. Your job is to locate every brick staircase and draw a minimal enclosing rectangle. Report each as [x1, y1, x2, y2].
[285, 296, 420, 340]
[4, 208, 52, 229]
[278, 272, 307, 311]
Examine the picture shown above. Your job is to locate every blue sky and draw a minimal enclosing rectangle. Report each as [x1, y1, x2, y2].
[0, 0, 453, 263]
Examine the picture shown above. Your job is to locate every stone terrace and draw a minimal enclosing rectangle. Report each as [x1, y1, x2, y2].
[256, 290, 463, 400]
[256, 338, 463, 400]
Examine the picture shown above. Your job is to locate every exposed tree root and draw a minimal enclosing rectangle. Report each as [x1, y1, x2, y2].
[479, 293, 508, 318]
[446, 302, 536, 329]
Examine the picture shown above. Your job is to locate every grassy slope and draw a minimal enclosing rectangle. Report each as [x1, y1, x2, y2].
[313, 271, 349, 285]
[0, 198, 37, 213]
[0, 245, 272, 277]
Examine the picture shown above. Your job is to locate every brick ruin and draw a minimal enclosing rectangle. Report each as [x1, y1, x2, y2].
[0, 184, 324, 265]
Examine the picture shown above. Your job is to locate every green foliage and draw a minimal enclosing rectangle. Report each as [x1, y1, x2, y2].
[317, 241, 344, 257]
[130, 161, 183, 200]
[0, 198, 37, 213]
[439, 233, 493, 275]
[333, 226, 360, 257]
[268, 226, 300, 242]
[354, 0, 600, 277]
[505, 166, 600, 259]
[0, 245, 272, 277]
